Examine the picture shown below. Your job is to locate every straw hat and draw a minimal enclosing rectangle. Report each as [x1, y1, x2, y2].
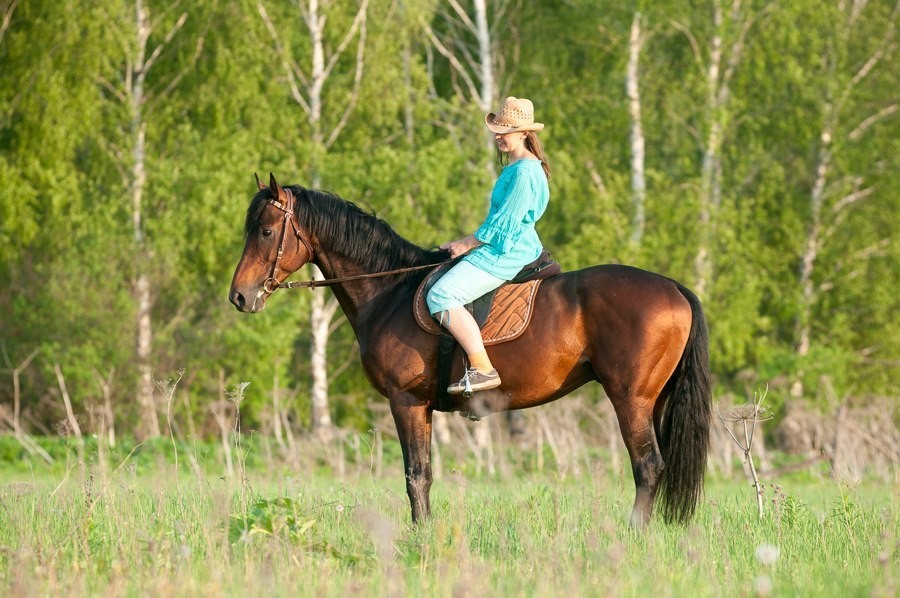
[484, 96, 544, 134]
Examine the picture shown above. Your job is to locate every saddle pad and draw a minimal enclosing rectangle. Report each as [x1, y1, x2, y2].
[478, 279, 542, 345]
[414, 265, 543, 346]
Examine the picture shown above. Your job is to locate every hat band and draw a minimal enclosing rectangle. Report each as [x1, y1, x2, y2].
[493, 119, 530, 127]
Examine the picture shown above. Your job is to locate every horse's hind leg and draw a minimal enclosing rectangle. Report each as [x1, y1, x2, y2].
[605, 381, 666, 528]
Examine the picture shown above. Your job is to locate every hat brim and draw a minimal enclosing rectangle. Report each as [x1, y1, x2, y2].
[484, 112, 544, 134]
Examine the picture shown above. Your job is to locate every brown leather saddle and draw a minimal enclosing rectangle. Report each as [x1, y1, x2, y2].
[413, 250, 562, 410]
[414, 249, 561, 340]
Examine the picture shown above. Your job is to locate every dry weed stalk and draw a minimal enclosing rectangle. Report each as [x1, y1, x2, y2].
[1, 346, 39, 434]
[717, 387, 773, 518]
[155, 368, 185, 482]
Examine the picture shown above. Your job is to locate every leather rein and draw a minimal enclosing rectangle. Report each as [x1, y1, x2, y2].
[263, 188, 446, 292]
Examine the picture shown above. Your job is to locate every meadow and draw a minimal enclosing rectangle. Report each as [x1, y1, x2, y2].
[0, 433, 895, 597]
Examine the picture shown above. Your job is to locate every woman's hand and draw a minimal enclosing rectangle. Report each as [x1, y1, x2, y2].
[440, 235, 482, 259]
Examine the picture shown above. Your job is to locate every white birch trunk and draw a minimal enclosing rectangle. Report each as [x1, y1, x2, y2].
[425, 0, 504, 200]
[132, 0, 160, 438]
[0, 0, 20, 47]
[691, 0, 750, 299]
[473, 0, 500, 453]
[310, 273, 339, 436]
[626, 12, 646, 246]
[97, 1, 199, 439]
[792, 124, 831, 398]
[694, 2, 724, 300]
[474, 0, 497, 199]
[307, 0, 332, 435]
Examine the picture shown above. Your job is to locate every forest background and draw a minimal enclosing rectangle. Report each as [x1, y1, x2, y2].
[0, 0, 897, 443]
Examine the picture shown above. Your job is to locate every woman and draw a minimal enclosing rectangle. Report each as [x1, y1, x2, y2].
[427, 96, 551, 394]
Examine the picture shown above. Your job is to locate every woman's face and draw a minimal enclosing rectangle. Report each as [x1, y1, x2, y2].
[494, 131, 528, 154]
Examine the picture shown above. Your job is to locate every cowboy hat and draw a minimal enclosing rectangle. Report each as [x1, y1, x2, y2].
[485, 96, 545, 134]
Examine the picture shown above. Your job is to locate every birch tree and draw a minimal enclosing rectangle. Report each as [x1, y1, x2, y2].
[672, 0, 758, 298]
[258, 0, 369, 438]
[790, 0, 898, 398]
[0, 0, 18, 48]
[424, 0, 515, 202]
[626, 11, 647, 246]
[98, 0, 204, 438]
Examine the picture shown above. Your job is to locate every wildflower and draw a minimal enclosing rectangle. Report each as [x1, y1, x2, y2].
[754, 574, 773, 596]
[755, 543, 780, 567]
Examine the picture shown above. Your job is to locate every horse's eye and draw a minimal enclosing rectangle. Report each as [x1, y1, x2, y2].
[261, 229, 273, 238]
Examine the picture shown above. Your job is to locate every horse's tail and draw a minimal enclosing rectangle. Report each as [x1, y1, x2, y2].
[657, 284, 712, 524]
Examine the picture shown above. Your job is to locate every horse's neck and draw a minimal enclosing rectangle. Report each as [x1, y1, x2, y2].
[311, 251, 402, 328]
[301, 194, 431, 325]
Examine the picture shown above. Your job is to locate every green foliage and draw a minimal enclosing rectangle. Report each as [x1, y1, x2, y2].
[228, 497, 317, 544]
[1, 0, 897, 439]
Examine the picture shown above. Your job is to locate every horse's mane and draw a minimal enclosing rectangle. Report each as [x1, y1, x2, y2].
[245, 185, 447, 277]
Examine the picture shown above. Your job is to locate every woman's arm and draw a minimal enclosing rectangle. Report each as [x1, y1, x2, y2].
[441, 234, 483, 259]
[474, 168, 541, 253]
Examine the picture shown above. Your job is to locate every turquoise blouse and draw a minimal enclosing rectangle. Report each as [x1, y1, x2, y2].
[463, 159, 549, 280]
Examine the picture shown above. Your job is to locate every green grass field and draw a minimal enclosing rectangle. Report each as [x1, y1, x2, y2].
[0, 438, 895, 597]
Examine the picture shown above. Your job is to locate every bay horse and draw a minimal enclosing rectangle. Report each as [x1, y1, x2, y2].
[229, 174, 711, 527]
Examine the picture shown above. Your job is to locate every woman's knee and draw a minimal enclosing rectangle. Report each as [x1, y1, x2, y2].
[426, 279, 458, 315]
[425, 288, 445, 315]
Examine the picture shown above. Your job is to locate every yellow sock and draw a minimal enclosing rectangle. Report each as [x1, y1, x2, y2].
[468, 350, 494, 373]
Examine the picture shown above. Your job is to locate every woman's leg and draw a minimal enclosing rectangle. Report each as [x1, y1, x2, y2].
[426, 261, 506, 392]
[441, 306, 493, 372]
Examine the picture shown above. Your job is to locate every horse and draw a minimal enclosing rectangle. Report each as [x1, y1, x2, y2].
[229, 174, 711, 527]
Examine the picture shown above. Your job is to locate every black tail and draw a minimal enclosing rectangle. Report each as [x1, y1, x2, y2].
[657, 285, 712, 523]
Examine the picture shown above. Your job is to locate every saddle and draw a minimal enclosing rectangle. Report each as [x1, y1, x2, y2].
[413, 249, 561, 342]
[413, 250, 562, 411]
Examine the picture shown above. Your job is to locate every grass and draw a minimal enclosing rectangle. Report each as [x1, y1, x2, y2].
[0, 437, 895, 597]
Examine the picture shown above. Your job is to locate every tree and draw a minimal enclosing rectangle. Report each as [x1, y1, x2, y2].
[257, 0, 370, 438]
[670, 0, 760, 299]
[96, 0, 206, 438]
[627, 11, 647, 247]
[424, 0, 516, 205]
[789, 0, 898, 397]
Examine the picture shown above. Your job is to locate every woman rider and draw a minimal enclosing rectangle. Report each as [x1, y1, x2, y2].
[427, 96, 551, 394]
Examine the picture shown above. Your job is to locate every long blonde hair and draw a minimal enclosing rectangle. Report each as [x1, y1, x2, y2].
[497, 131, 551, 181]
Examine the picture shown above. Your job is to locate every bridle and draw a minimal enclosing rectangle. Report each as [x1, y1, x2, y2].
[261, 188, 316, 294]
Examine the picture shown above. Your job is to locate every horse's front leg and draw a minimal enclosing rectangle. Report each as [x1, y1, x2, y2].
[389, 394, 433, 523]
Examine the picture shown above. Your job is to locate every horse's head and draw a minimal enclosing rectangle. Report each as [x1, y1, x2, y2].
[229, 173, 315, 312]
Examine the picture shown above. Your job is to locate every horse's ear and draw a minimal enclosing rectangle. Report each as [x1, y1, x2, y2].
[269, 172, 285, 199]
[254, 173, 266, 191]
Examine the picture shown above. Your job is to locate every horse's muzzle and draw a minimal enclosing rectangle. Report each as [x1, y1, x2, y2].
[229, 287, 264, 313]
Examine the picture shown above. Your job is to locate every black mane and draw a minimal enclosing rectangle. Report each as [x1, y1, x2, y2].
[245, 185, 447, 276]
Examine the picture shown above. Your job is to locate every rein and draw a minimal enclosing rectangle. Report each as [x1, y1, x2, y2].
[279, 262, 444, 290]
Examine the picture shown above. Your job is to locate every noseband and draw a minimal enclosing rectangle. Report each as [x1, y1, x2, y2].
[262, 188, 316, 294]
